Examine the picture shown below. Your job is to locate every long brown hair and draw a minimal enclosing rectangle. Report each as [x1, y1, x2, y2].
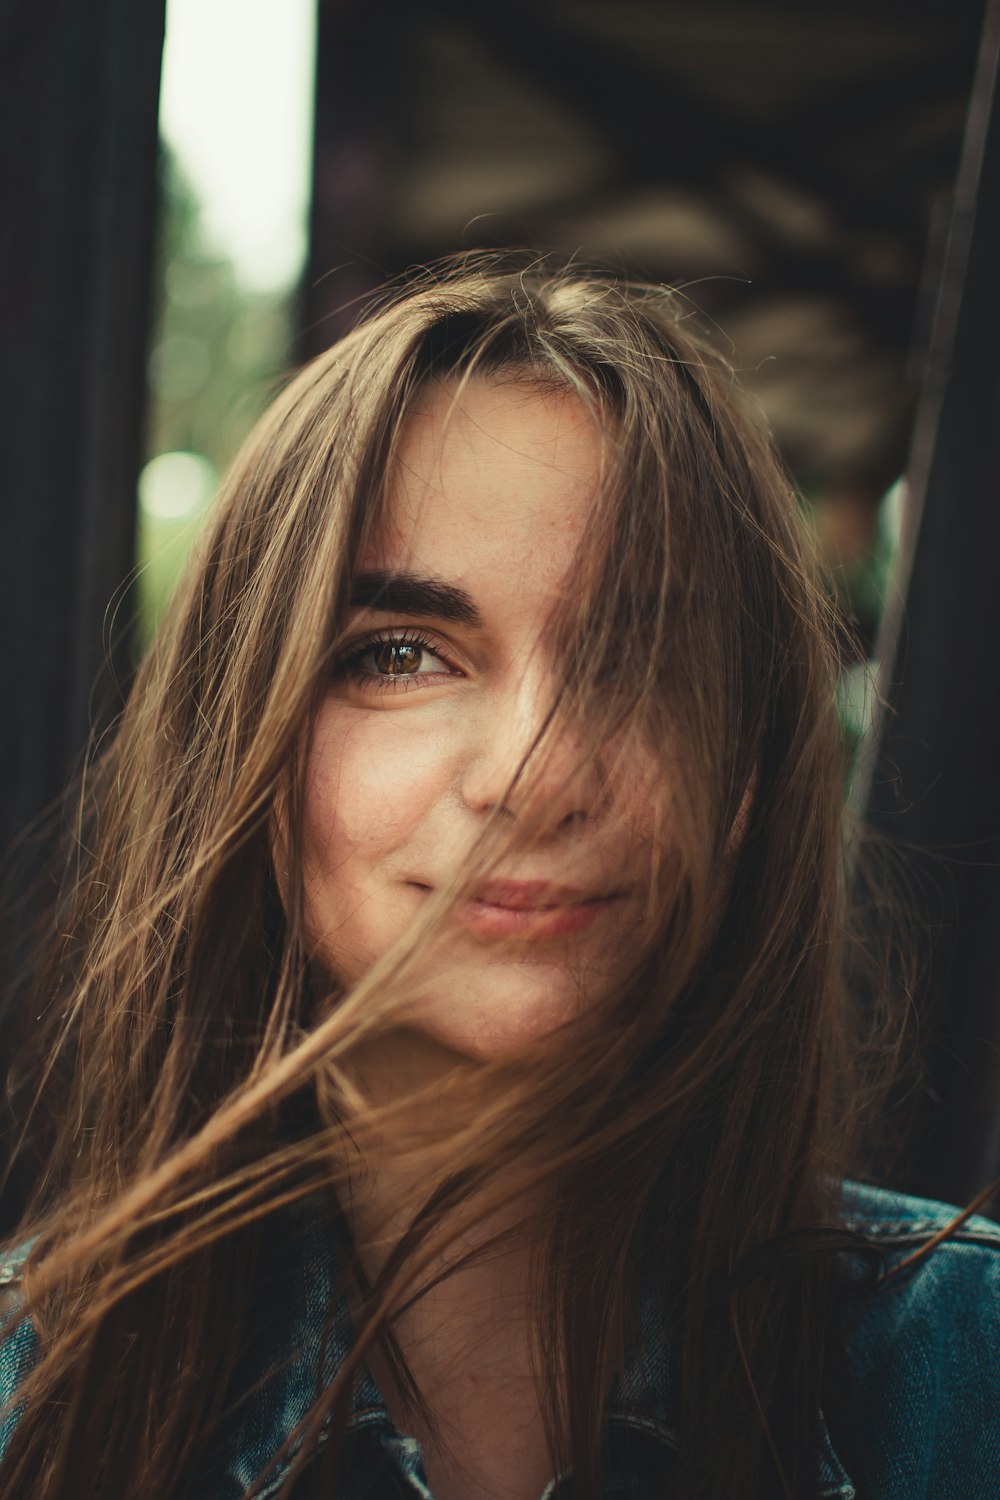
[1, 252, 900, 1498]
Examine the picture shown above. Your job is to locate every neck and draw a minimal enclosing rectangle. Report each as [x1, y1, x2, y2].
[336, 1036, 549, 1423]
[343, 1125, 544, 1361]
[342, 1125, 554, 1500]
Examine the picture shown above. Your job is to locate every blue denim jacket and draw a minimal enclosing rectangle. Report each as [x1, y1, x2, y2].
[2, 1181, 999, 1498]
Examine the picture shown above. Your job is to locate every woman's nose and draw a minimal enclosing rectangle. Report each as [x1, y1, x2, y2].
[459, 676, 602, 834]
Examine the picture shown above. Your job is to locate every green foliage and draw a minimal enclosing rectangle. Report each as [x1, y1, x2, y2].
[137, 145, 299, 647]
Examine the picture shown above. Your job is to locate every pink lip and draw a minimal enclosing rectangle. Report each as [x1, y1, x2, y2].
[414, 879, 621, 940]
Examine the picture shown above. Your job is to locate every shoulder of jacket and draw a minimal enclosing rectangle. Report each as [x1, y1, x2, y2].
[833, 1183, 1000, 1498]
[0, 1243, 39, 1462]
[836, 1178, 1000, 1356]
[0, 1241, 33, 1289]
[839, 1178, 1000, 1250]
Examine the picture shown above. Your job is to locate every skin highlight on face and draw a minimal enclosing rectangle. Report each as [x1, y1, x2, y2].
[301, 377, 658, 1067]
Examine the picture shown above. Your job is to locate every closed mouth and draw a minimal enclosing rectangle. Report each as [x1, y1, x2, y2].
[470, 879, 608, 911]
[409, 878, 622, 940]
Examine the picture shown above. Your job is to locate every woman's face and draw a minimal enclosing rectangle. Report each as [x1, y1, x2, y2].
[302, 377, 656, 1061]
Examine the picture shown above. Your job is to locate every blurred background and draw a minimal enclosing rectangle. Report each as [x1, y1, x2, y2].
[2, 0, 998, 1204]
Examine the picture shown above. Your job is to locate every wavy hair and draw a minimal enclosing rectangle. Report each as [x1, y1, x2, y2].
[0, 253, 901, 1499]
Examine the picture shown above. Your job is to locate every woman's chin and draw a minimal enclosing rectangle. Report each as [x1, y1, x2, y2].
[406, 970, 583, 1065]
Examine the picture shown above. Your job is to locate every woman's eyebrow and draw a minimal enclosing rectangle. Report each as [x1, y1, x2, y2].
[349, 570, 482, 626]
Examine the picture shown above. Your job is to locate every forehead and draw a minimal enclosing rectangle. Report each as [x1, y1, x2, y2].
[365, 378, 603, 594]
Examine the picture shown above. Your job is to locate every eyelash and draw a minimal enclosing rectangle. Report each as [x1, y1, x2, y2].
[335, 628, 459, 693]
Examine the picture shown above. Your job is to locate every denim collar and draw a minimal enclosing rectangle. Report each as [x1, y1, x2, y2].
[225, 1208, 856, 1500]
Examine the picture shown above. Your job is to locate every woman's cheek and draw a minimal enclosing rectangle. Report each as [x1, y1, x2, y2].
[307, 709, 453, 860]
[300, 707, 456, 984]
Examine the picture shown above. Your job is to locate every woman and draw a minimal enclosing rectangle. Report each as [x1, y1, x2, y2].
[1, 253, 998, 1500]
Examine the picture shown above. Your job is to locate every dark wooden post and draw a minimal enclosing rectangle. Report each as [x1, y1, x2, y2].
[860, 0, 1000, 1202]
[0, 0, 164, 1229]
[0, 0, 165, 856]
[299, 0, 411, 361]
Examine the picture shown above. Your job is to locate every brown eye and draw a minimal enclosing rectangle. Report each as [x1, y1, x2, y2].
[371, 642, 424, 675]
[337, 633, 455, 688]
